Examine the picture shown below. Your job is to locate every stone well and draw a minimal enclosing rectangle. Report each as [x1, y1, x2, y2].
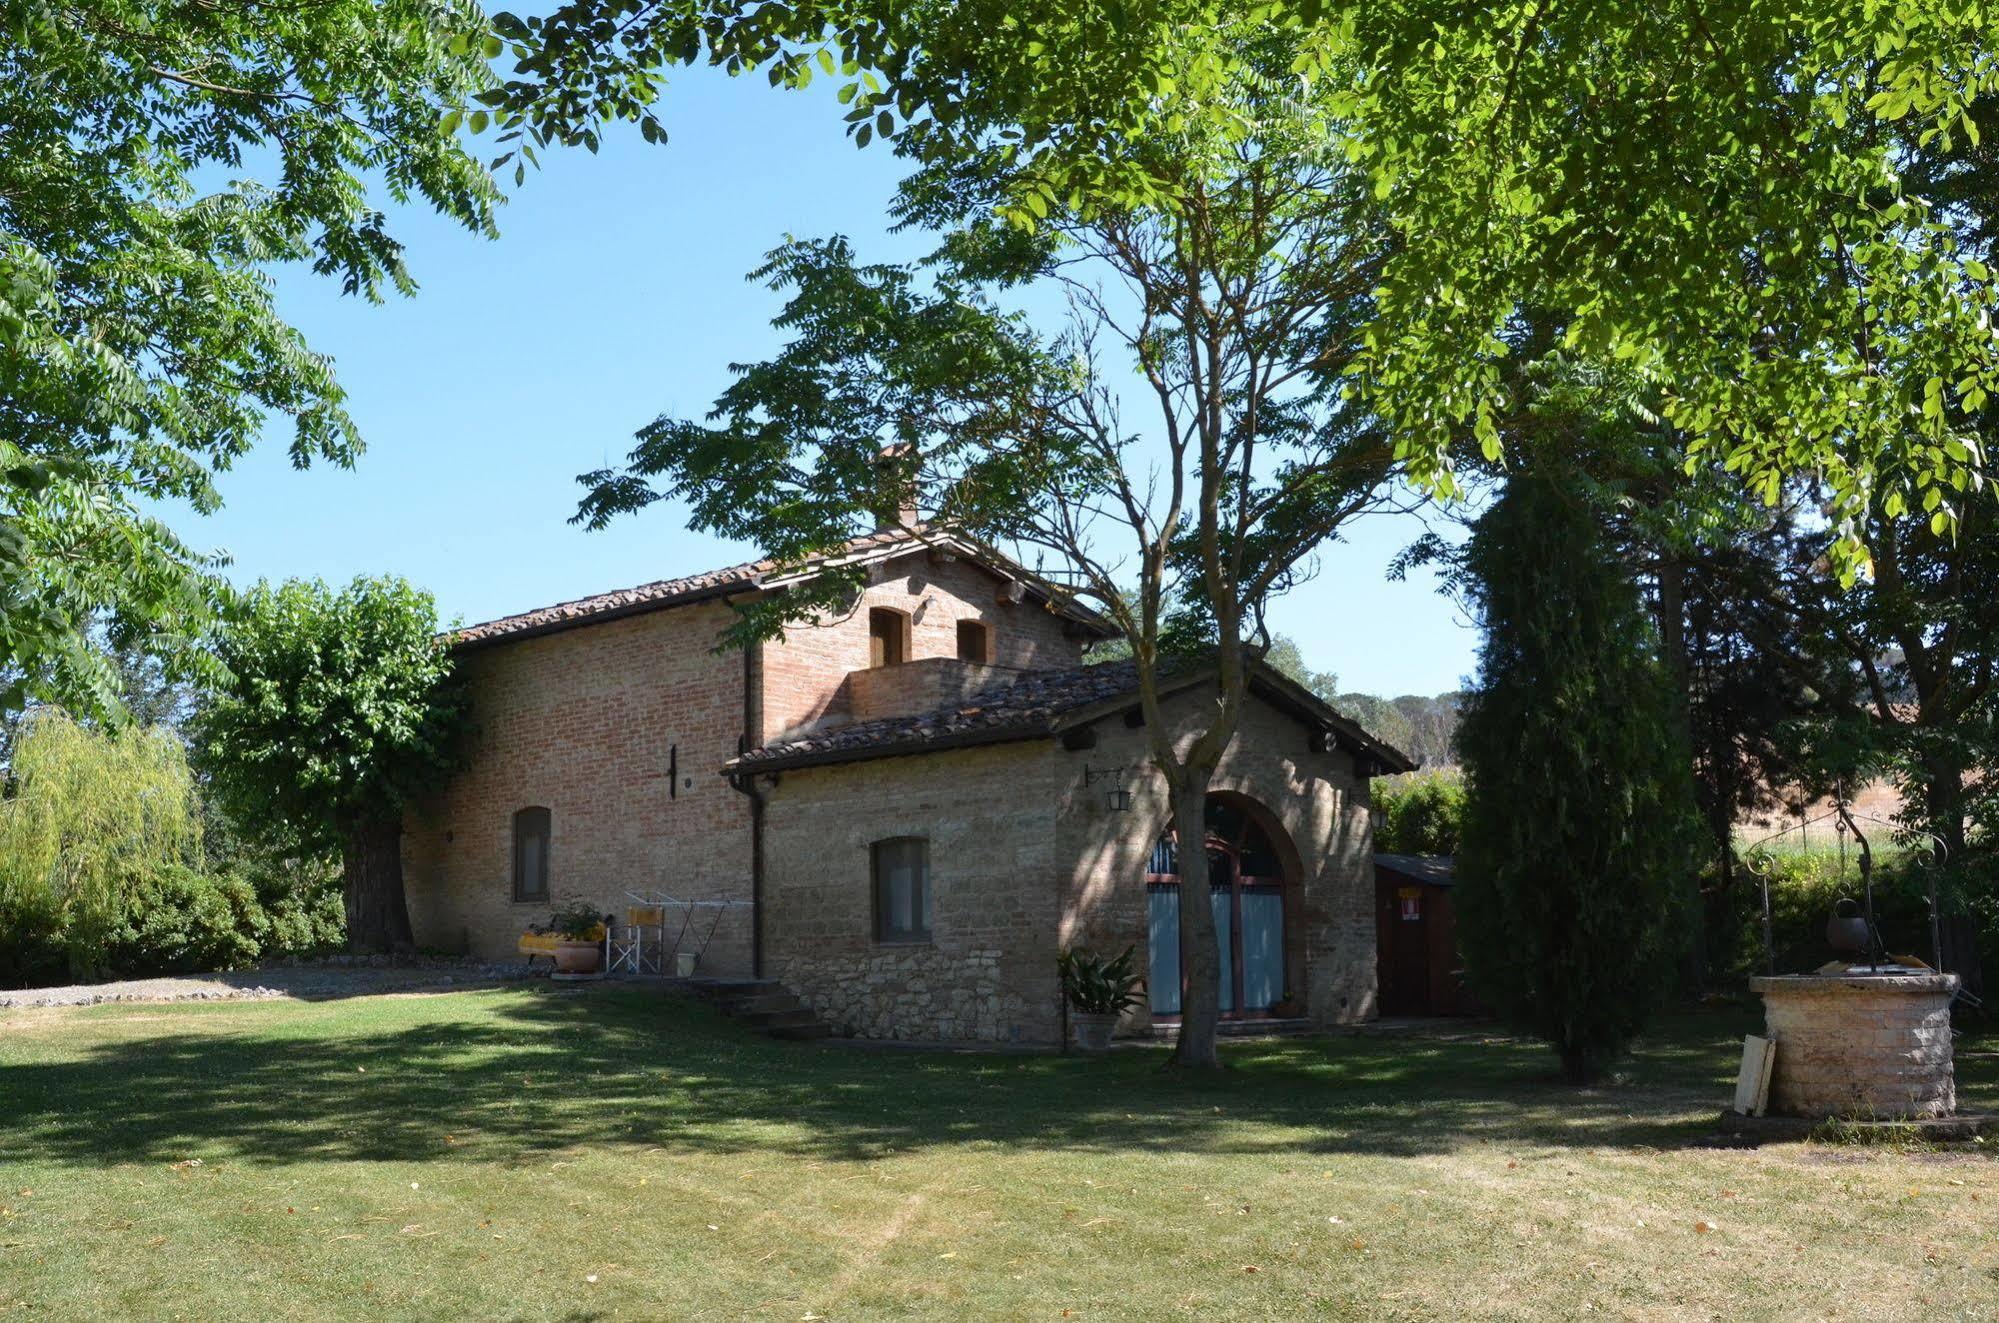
[1750, 972, 1958, 1120]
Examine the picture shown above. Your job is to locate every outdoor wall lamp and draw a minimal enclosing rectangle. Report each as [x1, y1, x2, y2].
[1084, 764, 1132, 812]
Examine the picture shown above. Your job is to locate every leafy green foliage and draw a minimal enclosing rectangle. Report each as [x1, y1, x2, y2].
[492, 0, 1996, 572]
[0, 708, 201, 979]
[0, 709, 341, 986]
[545, 899, 606, 940]
[103, 866, 263, 977]
[0, 0, 501, 716]
[196, 577, 468, 857]
[1057, 945, 1147, 1015]
[1373, 770, 1464, 857]
[1454, 470, 1703, 1083]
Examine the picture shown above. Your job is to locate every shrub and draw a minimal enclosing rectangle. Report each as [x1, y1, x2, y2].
[1374, 769, 1465, 855]
[1058, 946, 1148, 1015]
[257, 873, 348, 958]
[1721, 845, 1940, 977]
[543, 899, 606, 939]
[105, 866, 263, 975]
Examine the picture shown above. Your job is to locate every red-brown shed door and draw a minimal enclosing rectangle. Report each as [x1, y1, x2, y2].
[1379, 884, 1432, 1016]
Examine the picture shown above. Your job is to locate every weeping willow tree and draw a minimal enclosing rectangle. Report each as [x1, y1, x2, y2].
[0, 709, 202, 979]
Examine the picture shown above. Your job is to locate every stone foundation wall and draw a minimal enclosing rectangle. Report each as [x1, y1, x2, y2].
[775, 944, 1034, 1043]
[759, 740, 1063, 1043]
[1753, 974, 1958, 1119]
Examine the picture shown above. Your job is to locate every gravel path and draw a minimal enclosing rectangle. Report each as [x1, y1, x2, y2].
[0, 959, 538, 1010]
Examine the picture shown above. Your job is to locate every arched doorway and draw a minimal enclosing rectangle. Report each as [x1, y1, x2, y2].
[1145, 794, 1292, 1019]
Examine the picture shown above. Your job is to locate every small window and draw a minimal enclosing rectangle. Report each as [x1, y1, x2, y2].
[956, 619, 992, 664]
[868, 606, 908, 668]
[872, 837, 930, 942]
[513, 807, 550, 903]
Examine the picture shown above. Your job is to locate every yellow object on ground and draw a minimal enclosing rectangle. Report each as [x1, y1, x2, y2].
[518, 927, 604, 958]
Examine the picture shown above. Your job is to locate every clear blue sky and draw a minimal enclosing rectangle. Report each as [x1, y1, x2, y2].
[182, 66, 1477, 699]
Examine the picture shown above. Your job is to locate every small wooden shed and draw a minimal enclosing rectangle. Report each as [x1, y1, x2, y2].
[1374, 853, 1477, 1017]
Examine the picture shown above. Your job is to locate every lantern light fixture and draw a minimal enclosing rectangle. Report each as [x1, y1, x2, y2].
[1083, 764, 1132, 812]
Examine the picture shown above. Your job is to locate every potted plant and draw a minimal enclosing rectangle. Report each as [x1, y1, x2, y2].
[547, 900, 606, 976]
[1058, 946, 1146, 1052]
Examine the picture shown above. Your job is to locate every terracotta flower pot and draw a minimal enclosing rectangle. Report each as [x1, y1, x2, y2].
[553, 939, 602, 975]
[1070, 1011, 1118, 1053]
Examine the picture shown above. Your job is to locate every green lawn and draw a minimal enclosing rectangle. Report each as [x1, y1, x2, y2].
[2, 987, 1996, 1321]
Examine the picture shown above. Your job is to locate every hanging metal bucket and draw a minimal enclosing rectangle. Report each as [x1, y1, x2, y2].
[1826, 896, 1871, 957]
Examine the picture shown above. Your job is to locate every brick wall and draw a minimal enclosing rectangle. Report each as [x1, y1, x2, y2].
[402, 600, 756, 971]
[1753, 973, 1958, 1118]
[759, 739, 1064, 1043]
[761, 550, 1086, 741]
[761, 683, 1376, 1045]
[403, 550, 1085, 973]
[1055, 688, 1377, 1034]
[847, 657, 1020, 723]
[402, 549, 1374, 1045]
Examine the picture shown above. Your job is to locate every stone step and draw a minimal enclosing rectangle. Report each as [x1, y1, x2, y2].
[750, 1007, 824, 1030]
[686, 977, 783, 999]
[683, 976, 835, 1043]
[1149, 1017, 1316, 1041]
[722, 992, 803, 1017]
[740, 1006, 815, 1028]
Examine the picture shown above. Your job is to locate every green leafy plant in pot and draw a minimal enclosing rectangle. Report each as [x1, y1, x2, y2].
[546, 900, 606, 976]
[1058, 946, 1146, 1052]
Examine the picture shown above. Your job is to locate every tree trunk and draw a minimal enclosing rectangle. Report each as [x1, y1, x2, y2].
[1169, 775, 1223, 1069]
[343, 816, 416, 955]
[1558, 1047, 1604, 1087]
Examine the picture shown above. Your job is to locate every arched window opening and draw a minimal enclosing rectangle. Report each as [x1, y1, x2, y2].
[868, 606, 909, 668]
[1145, 796, 1290, 1018]
[513, 806, 551, 903]
[956, 619, 993, 664]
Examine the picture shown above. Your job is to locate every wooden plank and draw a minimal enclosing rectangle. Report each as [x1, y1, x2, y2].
[1733, 1034, 1777, 1116]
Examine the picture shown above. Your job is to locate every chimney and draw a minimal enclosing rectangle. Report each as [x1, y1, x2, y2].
[871, 442, 921, 531]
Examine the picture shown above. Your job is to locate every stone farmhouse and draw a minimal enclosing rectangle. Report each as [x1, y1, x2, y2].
[403, 526, 1412, 1043]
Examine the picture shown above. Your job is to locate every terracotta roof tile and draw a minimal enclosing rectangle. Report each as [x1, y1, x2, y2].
[729, 655, 1417, 775]
[731, 660, 1147, 770]
[448, 529, 919, 648]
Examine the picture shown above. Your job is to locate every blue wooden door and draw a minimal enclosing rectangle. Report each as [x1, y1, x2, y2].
[1147, 884, 1258, 1015]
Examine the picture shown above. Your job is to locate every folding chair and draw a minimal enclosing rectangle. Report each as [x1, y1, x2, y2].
[606, 901, 666, 975]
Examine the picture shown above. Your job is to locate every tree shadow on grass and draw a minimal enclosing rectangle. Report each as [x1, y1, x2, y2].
[4, 988, 1987, 1169]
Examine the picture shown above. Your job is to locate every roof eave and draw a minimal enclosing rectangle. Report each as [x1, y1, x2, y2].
[1245, 662, 1418, 773]
[723, 720, 1057, 776]
[447, 580, 755, 653]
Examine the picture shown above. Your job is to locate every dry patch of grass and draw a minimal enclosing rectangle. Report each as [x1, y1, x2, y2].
[1, 986, 1995, 1321]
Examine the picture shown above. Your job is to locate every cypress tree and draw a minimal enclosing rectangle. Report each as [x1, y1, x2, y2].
[1455, 468, 1702, 1083]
